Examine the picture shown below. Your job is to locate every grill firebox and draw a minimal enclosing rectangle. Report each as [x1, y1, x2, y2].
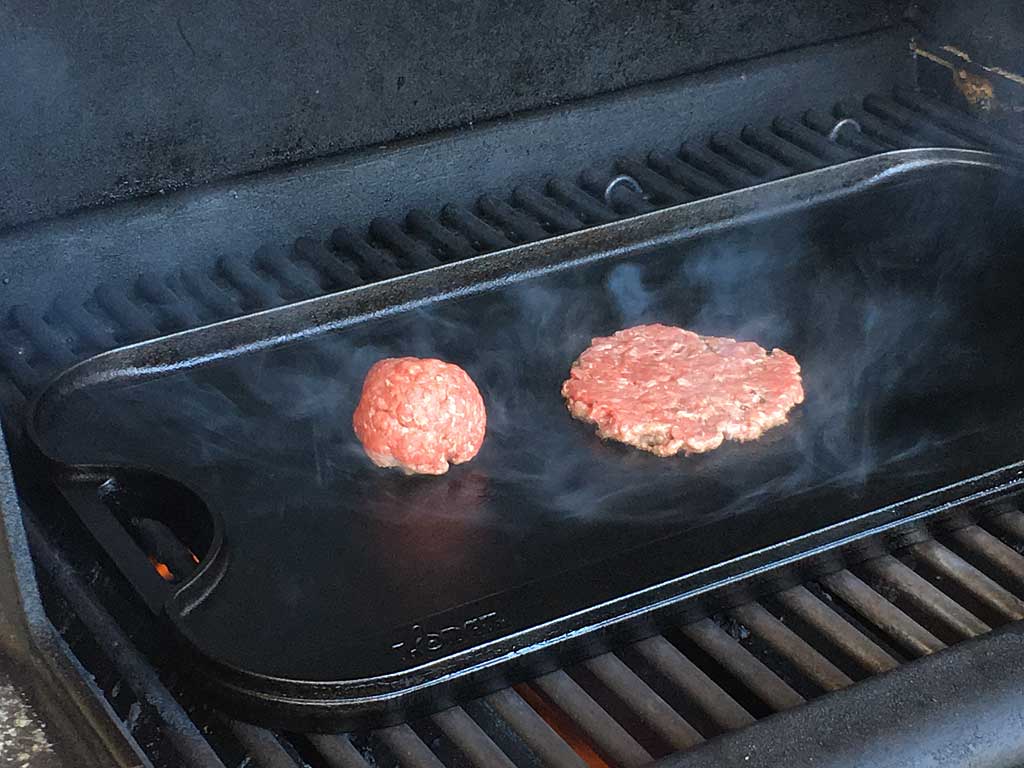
[21, 491, 1024, 768]
[2, 18, 1024, 766]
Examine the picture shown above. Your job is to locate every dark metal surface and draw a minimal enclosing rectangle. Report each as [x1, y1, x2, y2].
[680, 619, 805, 713]
[818, 569, 945, 656]
[631, 635, 754, 732]
[484, 688, 589, 768]
[0, 427, 149, 766]
[0, 32, 916, 314]
[729, 604, 853, 692]
[534, 670, 653, 768]
[860, 556, 991, 642]
[653, 622, 1024, 768]
[774, 586, 899, 675]
[0, 2, 905, 231]
[22, 150, 1024, 729]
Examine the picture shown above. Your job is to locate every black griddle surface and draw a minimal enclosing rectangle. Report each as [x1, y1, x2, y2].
[26, 151, 1024, 727]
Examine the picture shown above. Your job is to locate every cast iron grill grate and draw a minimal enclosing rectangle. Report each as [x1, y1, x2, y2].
[3, 87, 1024, 767]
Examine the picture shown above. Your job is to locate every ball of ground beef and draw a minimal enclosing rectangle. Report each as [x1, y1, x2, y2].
[562, 324, 804, 456]
[353, 357, 487, 475]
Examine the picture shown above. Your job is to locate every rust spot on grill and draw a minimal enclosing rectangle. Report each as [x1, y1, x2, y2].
[955, 68, 995, 112]
[910, 39, 1005, 113]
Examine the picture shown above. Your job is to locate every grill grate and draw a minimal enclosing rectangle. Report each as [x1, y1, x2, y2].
[3, 87, 1024, 768]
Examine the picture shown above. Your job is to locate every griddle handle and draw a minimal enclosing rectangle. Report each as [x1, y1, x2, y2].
[58, 472, 173, 614]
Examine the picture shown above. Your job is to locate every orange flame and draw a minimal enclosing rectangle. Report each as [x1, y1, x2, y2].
[147, 556, 175, 582]
[146, 549, 201, 581]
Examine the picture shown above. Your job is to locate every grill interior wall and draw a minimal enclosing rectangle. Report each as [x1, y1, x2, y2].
[0, 0, 906, 231]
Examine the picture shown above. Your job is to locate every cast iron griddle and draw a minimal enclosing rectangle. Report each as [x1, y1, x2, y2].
[26, 150, 1024, 729]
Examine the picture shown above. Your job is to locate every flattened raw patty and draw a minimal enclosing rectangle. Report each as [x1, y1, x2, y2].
[353, 357, 487, 475]
[561, 324, 803, 456]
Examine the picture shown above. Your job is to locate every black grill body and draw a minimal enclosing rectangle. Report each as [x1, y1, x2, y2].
[3, 3, 1024, 766]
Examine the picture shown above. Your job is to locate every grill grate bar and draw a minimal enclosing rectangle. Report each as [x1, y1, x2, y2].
[546, 178, 620, 225]
[613, 159, 695, 205]
[94, 282, 166, 341]
[802, 109, 888, 154]
[369, 218, 442, 270]
[775, 585, 899, 675]
[730, 603, 854, 693]
[680, 619, 805, 712]
[950, 525, 1024, 592]
[432, 706, 520, 768]
[533, 670, 652, 768]
[478, 194, 553, 241]
[308, 734, 373, 768]
[860, 555, 990, 641]
[331, 225, 404, 280]
[631, 635, 754, 732]
[48, 295, 120, 351]
[708, 134, 788, 179]
[677, 141, 760, 188]
[225, 721, 299, 768]
[770, 116, 860, 163]
[406, 210, 480, 260]
[740, 126, 825, 172]
[512, 187, 588, 233]
[862, 93, 980, 150]
[0, 341, 36, 395]
[988, 508, 1024, 542]
[9, 306, 76, 367]
[819, 569, 945, 657]
[646, 151, 729, 196]
[218, 254, 286, 311]
[484, 688, 590, 768]
[174, 269, 243, 321]
[441, 204, 517, 250]
[292, 237, 364, 290]
[135, 273, 203, 329]
[909, 540, 1024, 622]
[255, 245, 325, 301]
[583, 652, 704, 751]
[376, 724, 448, 768]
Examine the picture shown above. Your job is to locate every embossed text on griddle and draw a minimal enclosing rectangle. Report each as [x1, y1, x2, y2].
[391, 612, 506, 660]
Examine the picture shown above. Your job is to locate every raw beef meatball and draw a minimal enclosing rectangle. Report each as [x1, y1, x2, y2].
[562, 324, 803, 456]
[353, 357, 487, 475]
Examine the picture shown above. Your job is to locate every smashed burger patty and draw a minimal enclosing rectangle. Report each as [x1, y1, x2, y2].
[562, 324, 803, 456]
